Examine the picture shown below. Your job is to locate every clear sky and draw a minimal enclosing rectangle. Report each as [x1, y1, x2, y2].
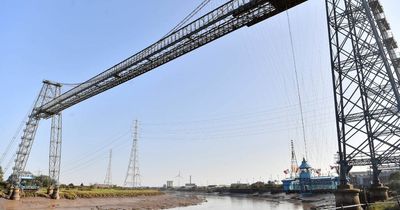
[0, 0, 399, 187]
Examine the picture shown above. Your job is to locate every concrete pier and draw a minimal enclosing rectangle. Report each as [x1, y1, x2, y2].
[335, 184, 362, 210]
[47, 186, 53, 195]
[50, 187, 60, 199]
[10, 188, 20, 200]
[369, 183, 389, 202]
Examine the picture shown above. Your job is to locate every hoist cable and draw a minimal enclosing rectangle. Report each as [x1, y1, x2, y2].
[285, 9, 308, 160]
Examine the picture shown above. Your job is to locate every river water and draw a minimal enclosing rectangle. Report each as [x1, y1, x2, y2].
[172, 194, 332, 210]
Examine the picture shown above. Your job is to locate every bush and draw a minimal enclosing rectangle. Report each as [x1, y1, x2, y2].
[63, 189, 163, 199]
[19, 188, 163, 199]
[369, 202, 399, 210]
[36, 192, 49, 198]
[62, 192, 78, 200]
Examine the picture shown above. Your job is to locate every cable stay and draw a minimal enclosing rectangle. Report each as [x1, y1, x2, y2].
[161, 0, 212, 39]
[31, 0, 308, 119]
[0, 94, 39, 166]
[46, 0, 213, 90]
[0, 119, 25, 165]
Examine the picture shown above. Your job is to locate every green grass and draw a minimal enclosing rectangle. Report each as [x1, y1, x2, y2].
[12, 188, 162, 200]
[367, 202, 399, 210]
[59, 188, 163, 200]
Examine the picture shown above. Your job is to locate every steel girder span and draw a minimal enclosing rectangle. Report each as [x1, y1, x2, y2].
[35, 0, 307, 119]
[11, 0, 308, 187]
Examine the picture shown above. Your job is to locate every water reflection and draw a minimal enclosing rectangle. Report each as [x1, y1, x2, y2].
[173, 195, 314, 210]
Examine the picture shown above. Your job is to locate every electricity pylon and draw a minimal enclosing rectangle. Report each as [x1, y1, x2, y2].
[104, 149, 112, 186]
[124, 120, 141, 188]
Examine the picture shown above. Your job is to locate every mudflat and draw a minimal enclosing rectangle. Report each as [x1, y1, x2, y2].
[0, 194, 204, 210]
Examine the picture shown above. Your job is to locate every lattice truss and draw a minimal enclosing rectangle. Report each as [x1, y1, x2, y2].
[12, 81, 62, 186]
[326, 0, 400, 183]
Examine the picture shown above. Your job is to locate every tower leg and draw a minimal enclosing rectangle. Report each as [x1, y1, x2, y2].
[335, 184, 362, 210]
[48, 109, 62, 198]
[47, 186, 53, 195]
[50, 186, 60, 200]
[10, 187, 20, 201]
[369, 183, 389, 202]
[369, 165, 389, 202]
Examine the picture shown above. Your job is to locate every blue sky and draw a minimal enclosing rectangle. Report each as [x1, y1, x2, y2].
[1, 0, 399, 187]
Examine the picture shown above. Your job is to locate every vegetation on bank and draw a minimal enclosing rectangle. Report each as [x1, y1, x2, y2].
[0, 181, 163, 200]
[60, 188, 162, 199]
[18, 188, 162, 199]
[367, 202, 399, 210]
[0, 172, 162, 200]
[389, 172, 400, 194]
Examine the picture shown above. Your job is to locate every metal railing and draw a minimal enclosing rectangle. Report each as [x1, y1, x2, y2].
[316, 199, 400, 209]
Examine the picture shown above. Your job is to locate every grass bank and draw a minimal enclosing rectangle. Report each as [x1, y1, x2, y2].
[21, 188, 163, 200]
[367, 202, 399, 210]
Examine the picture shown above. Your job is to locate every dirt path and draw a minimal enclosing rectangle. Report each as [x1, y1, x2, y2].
[0, 194, 204, 210]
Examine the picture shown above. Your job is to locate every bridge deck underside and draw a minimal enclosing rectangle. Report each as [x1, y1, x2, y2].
[35, 0, 307, 118]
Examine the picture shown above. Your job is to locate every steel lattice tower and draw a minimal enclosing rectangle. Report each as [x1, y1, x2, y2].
[49, 89, 62, 188]
[124, 120, 141, 188]
[12, 80, 63, 187]
[104, 149, 112, 186]
[326, 0, 400, 186]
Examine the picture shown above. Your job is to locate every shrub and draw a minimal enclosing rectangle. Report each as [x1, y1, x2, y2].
[62, 189, 162, 199]
[62, 192, 78, 200]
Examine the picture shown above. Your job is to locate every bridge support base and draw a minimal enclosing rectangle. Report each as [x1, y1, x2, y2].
[10, 188, 20, 200]
[50, 187, 60, 200]
[335, 184, 362, 210]
[369, 183, 389, 202]
[47, 186, 53, 195]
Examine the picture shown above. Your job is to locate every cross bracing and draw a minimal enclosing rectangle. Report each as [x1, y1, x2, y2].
[326, 0, 400, 185]
[12, 81, 62, 186]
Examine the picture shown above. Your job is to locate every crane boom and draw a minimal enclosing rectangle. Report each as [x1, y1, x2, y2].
[36, 0, 307, 118]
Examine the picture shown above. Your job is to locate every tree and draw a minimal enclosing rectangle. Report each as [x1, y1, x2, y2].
[33, 175, 52, 188]
[0, 166, 4, 182]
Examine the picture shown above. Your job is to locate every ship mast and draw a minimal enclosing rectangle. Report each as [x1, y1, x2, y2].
[290, 140, 298, 178]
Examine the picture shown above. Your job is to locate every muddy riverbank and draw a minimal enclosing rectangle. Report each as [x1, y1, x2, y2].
[0, 193, 204, 210]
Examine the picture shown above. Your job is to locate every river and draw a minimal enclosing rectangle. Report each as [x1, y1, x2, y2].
[171, 194, 335, 210]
